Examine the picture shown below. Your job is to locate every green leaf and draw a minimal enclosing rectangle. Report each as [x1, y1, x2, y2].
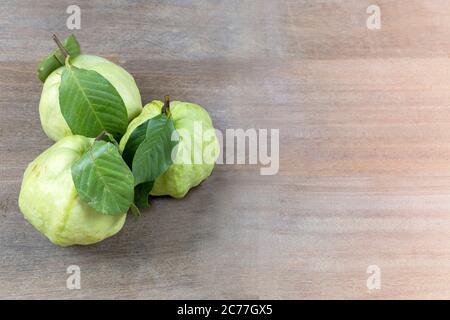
[134, 181, 154, 208]
[131, 114, 179, 186]
[59, 65, 128, 139]
[122, 119, 149, 167]
[72, 141, 134, 215]
[37, 34, 81, 82]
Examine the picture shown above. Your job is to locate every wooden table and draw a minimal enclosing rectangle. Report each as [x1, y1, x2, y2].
[1, 0, 450, 299]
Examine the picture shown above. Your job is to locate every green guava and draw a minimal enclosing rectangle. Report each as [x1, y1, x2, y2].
[39, 54, 142, 141]
[119, 100, 220, 198]
[18, 135, 127, 246]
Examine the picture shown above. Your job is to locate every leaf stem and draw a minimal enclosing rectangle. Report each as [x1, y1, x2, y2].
[95, 131, 108, 141]
[162, 95, 171, 115]
[52, 34, 70, 59]
[130, 203, 141, 218]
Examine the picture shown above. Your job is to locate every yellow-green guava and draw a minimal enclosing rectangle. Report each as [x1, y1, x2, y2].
[18, 135, 127, 246]
[39, 54, 142, 141]
[119, 100, 220, 198]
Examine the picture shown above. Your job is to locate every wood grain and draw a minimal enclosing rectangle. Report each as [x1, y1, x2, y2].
[1, 0, 450, 299]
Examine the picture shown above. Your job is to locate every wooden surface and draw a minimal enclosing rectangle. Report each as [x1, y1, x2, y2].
[1, 0, 450, 299]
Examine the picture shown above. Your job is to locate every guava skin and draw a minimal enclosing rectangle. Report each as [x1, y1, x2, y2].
[119, 100, 219, 198]
[39, 54, 142, 141]
[18, 135, 127, 246]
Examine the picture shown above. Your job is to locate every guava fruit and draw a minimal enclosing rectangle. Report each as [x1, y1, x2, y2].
[119, 100, 219, 198]
[18, 135, 127, 246]
[39, 54, 142, 141]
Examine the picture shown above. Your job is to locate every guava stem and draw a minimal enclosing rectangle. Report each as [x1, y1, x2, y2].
[52, 34, 70, 58]
[162, 95, 171, 115]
